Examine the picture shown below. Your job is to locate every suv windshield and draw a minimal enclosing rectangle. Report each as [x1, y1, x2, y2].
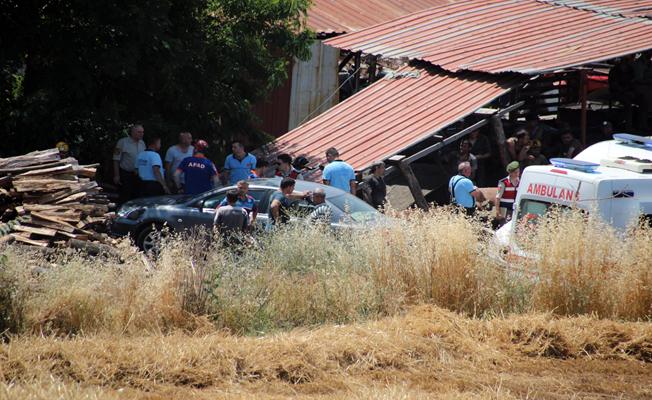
[328, 194, 378, 223]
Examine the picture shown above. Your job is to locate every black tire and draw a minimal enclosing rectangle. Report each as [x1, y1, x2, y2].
[136, 222, 168, 253]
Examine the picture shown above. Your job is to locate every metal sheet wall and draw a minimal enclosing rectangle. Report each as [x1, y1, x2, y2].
[288, 41, 340, 131]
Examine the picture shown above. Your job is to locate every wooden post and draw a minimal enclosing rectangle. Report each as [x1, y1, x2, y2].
[491, 115, 510, 168]
[353, 52, 361, 93]
[368, 55, 378, 83]
[389, 155, 428, 210]
[580, 69, 588, 146]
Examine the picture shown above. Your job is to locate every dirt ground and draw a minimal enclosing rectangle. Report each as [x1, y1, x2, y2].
[1, 305, 651, 399]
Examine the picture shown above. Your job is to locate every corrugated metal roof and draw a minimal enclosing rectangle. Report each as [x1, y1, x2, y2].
[267, 65, 523, 172]
[541, 0, 652, 19]
[325, 0, 652, 74]
[307, 0, 454, 34]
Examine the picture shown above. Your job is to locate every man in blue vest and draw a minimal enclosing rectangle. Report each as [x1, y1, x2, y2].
[174, 140, 220, 195]
[449, 161, 484, 216]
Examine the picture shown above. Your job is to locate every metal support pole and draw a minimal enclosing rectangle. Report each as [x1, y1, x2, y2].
[353, 52, 361, 93]
[580, 69, 588, 146]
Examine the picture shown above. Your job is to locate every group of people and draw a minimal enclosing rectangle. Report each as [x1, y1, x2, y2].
[113, 124, 387, 208]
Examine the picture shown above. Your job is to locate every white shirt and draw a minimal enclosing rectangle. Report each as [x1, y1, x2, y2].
[113, 137, 145, 171]
[165, 145, 194, 183]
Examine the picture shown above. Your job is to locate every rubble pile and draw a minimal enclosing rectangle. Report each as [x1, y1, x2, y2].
[0, 148, 114, 248]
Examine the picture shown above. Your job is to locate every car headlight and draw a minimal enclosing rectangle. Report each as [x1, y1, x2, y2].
[117, 207, 145, 220]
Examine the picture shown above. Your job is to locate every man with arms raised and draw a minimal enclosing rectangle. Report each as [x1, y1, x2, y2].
[269, 177, 311, 226]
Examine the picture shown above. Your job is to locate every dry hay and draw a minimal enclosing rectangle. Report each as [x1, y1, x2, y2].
[1, 305, 651, 399]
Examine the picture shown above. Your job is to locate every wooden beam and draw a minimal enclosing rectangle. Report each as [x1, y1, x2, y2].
[491, 115, 510, 168]
[402, 101, 525, 165]
[391, 156, 429, 210]
[353, 52, 361, 93]
[338, 52, 355, 72]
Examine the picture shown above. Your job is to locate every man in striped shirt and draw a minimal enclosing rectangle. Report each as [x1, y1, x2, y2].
[308, 188, 332, 224]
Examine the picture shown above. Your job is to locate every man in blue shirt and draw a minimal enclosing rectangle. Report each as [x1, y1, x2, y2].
[174, 140, 219, 195]
[136, 137, 170, 197]
[322, 147, 356, 194]
[449, 161, 484, 216]
[223, 141, 256, 185]
[217, 180, 258, 225]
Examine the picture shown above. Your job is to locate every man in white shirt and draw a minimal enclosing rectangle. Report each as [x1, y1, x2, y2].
[164, 132, 193, 191]
[113, 124, 145, 203]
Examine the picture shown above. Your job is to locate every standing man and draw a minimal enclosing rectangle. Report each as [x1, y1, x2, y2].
[217, 180, 258, 225]
[223, 141, 256, 185]
[213, 189, 249, 244]
[495, 161, 520, 224]
[113, 124, 145, 203]
[136, 137, 170, 197]
[449, 161, 484, 216]
[322, 147, 356, 194]
[174, 139, 219, 195]
[275, 153, 303, 180]
[164, 132, 193, 191]
[362, 161, 387, 210]
[308, 188, 332, 224]
[268, 177, 310, 226]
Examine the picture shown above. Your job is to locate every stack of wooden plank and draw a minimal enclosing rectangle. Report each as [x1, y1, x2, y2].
[0, 148, 113, 247]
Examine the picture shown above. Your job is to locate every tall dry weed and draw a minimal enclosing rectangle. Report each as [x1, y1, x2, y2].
[1, 207, 651, 337]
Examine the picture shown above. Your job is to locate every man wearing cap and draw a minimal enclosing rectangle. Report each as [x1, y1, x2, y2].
[495, 161, 520, 224]
[174, 140, 219, 195]
[449, 161, 484, 216]
[113, 124, 146, 203]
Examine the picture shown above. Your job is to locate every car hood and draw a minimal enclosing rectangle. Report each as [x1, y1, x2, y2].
[122, 195, 193, 208]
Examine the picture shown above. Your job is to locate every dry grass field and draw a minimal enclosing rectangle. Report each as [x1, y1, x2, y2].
[1, 209, 651, 399]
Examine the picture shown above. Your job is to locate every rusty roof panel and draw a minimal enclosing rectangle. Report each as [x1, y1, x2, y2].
[541, 0, 652, 18]
[325, 0, 652, 74]
[307, 0, 454, 34]
[268, 66, 523, 172]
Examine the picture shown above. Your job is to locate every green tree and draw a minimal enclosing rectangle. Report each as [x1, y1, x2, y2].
[0, 0, 313, 163]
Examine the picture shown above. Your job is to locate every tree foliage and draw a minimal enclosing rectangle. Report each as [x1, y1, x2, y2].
[0, 0, 313, 161]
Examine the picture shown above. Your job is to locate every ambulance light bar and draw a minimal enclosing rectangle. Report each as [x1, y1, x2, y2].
[613, 133, 652, 148]
[550, 158, 599, 173]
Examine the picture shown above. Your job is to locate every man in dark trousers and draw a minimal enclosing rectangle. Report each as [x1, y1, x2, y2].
[174, 140, 219, 195]
[136, 136, 170, 197]
[362, 161, 387, 210]
[113, 124, 145, 203]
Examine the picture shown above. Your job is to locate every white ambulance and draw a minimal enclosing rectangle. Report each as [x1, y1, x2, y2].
[495, 134, 652, 246]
